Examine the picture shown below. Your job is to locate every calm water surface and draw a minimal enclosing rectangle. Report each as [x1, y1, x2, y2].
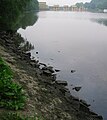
[18, 11, 107, 119]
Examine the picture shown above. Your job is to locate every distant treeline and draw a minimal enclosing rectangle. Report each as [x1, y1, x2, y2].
[76, 0, 107, 12]
[85, 0, 107, 11]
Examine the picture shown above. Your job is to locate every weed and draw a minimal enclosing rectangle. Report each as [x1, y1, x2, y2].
[0, 57, 26, 110]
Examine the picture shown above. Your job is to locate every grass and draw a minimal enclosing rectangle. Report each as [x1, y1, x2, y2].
[0, 57, 26, 110]
[0, 112, 43, 120]
[0, 57, 44, 120]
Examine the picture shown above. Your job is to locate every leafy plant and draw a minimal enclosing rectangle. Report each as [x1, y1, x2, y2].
[0, 57, 26, 110]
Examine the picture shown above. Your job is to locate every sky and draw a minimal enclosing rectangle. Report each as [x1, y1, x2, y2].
[38, 0, 91, 6]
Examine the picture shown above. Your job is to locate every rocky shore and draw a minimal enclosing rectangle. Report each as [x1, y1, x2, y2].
[0, 31, 103, 120]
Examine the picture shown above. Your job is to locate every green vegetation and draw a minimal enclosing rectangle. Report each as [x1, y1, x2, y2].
[0, 0, 38, 30]
[75, 0, 107, 12]
[0, 112, 43, 120]
[75, 2, 84, 8]
[84, 0, 107, 12]
[0, 57, 26, 110]
[26, 0, 39, 11]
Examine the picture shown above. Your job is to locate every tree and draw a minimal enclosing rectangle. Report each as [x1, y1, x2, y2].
[76, 2, 84, 8]
[84, 0, 107, 11]
[0, 0, 38, 30]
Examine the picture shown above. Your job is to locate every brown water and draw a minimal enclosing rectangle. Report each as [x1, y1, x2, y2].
[18, 11, 107, 119]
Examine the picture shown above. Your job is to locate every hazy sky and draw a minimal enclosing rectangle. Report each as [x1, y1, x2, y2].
[38, 0, 91, 6]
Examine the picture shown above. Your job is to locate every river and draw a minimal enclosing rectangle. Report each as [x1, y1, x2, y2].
[18, 11, 107, 120]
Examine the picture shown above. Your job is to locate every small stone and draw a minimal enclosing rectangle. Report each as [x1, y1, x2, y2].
[55, 69, 61, 72]
[72, 86, 82, 92]
[71, 70, 76, 73]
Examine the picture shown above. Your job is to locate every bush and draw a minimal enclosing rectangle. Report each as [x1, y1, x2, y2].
[0, 57, 26, 110]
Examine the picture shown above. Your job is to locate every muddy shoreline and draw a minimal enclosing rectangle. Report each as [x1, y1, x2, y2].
[0, 31, 103, 120]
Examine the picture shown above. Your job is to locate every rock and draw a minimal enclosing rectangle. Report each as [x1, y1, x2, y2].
[51, 74, 56, 81]
[36, 69, 43, 76]
[22, 52, 31, 61]
[59, 86, 71, 96]
[56, 80, 68, 86]
[39, 62, 47, 67]
[36, 51, 38, 54]
[26, 52, 31, 57]
[80, 99, 90, 107]
[42, 66, 54, 73]
[65, 91, 71, 98]
[30, 62, 36, 67]
[72, 96, 79, 101]
[31, 59, 36, 63]
[50, 58, 54, 60]
[72, 100, 80, 110]
[55, 69, 61, 72]
[47, 66, 54, 73]
[72, 86, 82, 92]
[92, 115, 103, 120]
[71, 70, 76, 73]
[43, 70, 52, 76]
[90, 110, 98, 115]
[43, 80, 54, 85]
[35, 63, 40, 68]
[79, 102, 89, 112]
[42, 66, 47, 70]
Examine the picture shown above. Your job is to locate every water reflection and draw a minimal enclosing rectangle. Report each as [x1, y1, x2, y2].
[0, 11, 38, 31]
[91, 18, 107, 26]
[0, 10, 38, 53]
[0, 0, 38, 31]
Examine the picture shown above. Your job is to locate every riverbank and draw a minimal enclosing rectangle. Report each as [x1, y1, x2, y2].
[0, 31, 103, 120]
